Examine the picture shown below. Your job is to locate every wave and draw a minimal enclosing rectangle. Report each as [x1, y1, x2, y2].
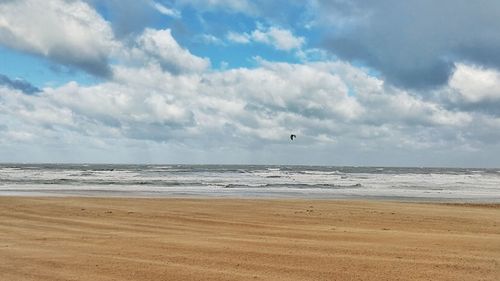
[223, 183, 362, 189]
[0, 177, 363, 190]
[0, 178, 206, 187]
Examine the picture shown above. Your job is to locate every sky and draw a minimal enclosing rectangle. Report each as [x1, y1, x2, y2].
[1, 0, 500, 167]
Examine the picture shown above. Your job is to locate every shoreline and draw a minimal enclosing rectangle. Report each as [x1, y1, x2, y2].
[1, 197, 499, 280]
[1, 192, 500, 203]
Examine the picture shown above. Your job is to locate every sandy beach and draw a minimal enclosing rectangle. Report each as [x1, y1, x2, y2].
[0, 197, 499, 281]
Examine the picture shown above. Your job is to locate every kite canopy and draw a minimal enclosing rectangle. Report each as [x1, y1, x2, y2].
[290, 134, 297, 140]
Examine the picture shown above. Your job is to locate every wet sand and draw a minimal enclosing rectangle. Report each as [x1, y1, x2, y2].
[0, 197, 499, 280]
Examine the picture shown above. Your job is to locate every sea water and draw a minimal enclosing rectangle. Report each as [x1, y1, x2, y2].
[0, 164, 499, 202]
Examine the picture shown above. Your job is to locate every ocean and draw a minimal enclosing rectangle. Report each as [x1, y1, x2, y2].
[0, 164, 499, 202]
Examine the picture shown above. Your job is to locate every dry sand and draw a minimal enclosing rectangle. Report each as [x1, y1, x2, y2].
[0, 197, 499, 281]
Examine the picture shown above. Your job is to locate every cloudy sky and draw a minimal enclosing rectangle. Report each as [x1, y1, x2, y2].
[1, 0, 500, 167]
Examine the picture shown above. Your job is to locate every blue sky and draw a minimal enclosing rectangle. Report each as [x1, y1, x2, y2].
[0, 46, 101, 88]
[1, 0, 500, 166]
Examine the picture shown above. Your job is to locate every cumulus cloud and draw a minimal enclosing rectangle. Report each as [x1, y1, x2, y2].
[128, 28, 210, 74]
[437, 63, 500, 116]
[0, 0, 211, 77]
[3, 53, 500, 165]
[227, 25, 305, 51]
[0, 56, 485, 152]
[313, 0, 500, 89]
[0, 0, 116, 77]
[449, 64, 500, 104]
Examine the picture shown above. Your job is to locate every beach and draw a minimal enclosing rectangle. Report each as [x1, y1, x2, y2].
[1, 197, 499, 280]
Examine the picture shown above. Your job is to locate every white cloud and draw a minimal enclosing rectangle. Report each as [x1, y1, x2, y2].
[176, 0, 254, 14]
[227, 25, 305, 51]
[295, 48, 329, 62]
[227, 32, 251, 44]
[251, 26, 305, 51]
[364, 90, 472, 127]
[0, 58, 477, 150]
[130, 28, 210, 74]
[0, 0, 116, 76]
[449, 63, 500, 103]
[151, 1, 181, 18]
[196, 34, 225, 45]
